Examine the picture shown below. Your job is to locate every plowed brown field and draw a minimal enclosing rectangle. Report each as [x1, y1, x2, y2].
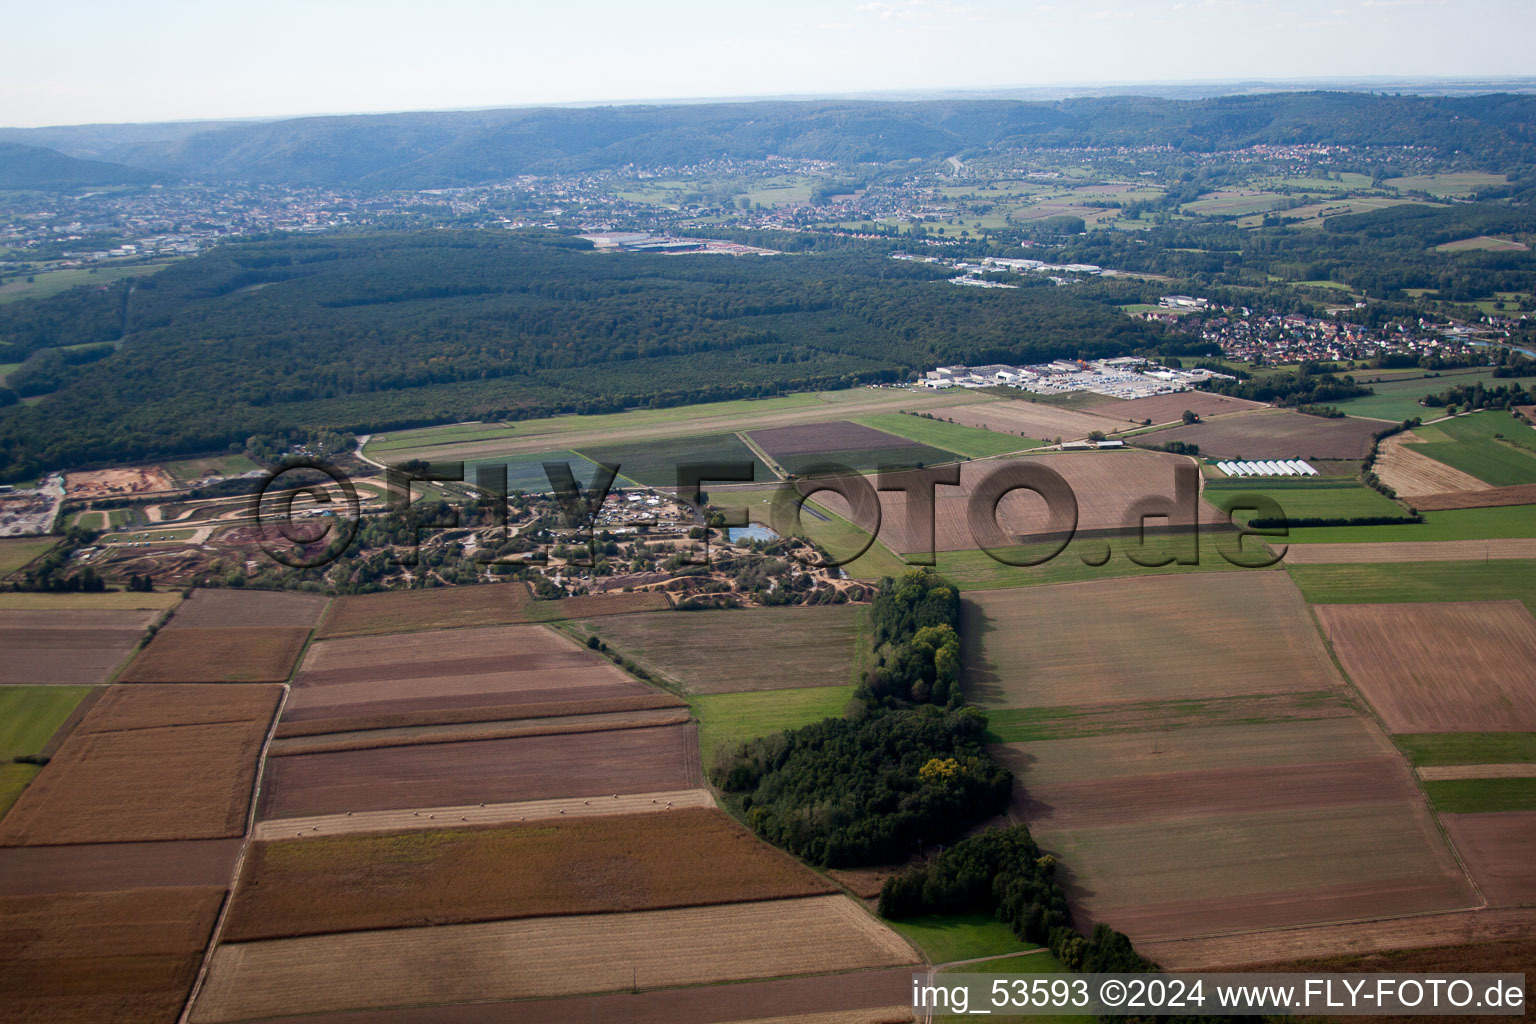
[316, 583, 533, 638]
[1439, 812, 1536, 907]
[0, 608, 162, 685]
[223, 807, 834, 941]
[272, 692, 684, 738]
[932, 401, 1125, 442]
[1377, 431, 1490, 497]
[258, 722, 702, 819]
[1315, 601, 1536, 732]
[165, 588, 330, 629]
[0, 839, 242, 895]
[1087, 392, 1267, 425]
[190, 896, 918, 1022]
[119, 626, 311, 683]
[1413, 483, 1536, 510]
[1137, 408, 1387, 460]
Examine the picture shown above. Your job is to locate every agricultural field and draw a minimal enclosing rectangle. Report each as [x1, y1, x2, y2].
[258, 722, 703, 818]
[1405, 411, 1536, 487]
[0, 839, 243, 896]
[1397, 733, 1536, 766]
[570, 605, 860, 693]
[316, 582, 532, 637]
[927, 399, 1125, 443]
[854, 411, 1040, 458]
[691, 685, 855, 773]
[190, 895, 917, 1021]
[1180, 190, 1289, 217]
[0, 684, 280, 844]
[285, 623, 662, 727]
[962, 573, 1340, 709]
[1434, 236, 1528, 251]
[164, 587, 329, 629]
[1384, 171, 1508, 197]
[888, 912, 1038, 964]
[1425, 779, 1536, 814]
[1332, 371, 1536, 422]
[162, 452, 263, 485]
[578, 432, 773, 486]
[1136, 408, 1388, 460]
[1282, 506, 1536, 544]
[0, 606, 163, 685]
[1439, 813, 1536, 905]
[1414, 481, 1536, 510]
[0, 685, 92, 818]
[1204, 476, 1405, 522]
[0, 261, 172, 304]
[749, 419, 956, 476]
[460, 449, 612, 493]
[1314, 601, 1536, 732]
[1085, 391, 1266, 426]
[222, 808, 834, 941]
[0, 536, 58, 576]
[1, 885, 226, 1024]
[119, 625, 311, 683]
[1288, 559, 1536, 611]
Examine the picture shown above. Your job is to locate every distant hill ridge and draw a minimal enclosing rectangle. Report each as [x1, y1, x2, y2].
[0, 142, 169, 190]
[2, 91, 1534, 188]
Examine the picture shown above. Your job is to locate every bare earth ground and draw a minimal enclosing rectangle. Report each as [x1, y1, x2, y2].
[1413, 482, 1536, 510]
[1279, 538, 1536, 563]
[1134, 408, 1389, 461]
[272, 692, 684, 738]
[64, 466, 177, 498]
[1417, 764, 1536, 780]
[190, 896, 920, 1022]
[0, 839, 242, 895]
[166, 588, 330, 629]
[1146, 906, 1536, 970]
[1086, 391, 1268, 425]
[202, 967, 918, 1024]
[1314, 600, 1536, 732]
[997, 719, 1475, 942]
[0, 886, 227, 1024]
[119, 626, 311, 683]
[962, 573, 1341, 708]
[258, 722, 703, 818]
[814, 450, 1214, 553]
[315, 582, 532, 638]
[0, 607, 162, 684]
[930, 400, 1126, 441]
[0, 683, 280, 845]
[266, 707, 690, 755]
[223, 807, 835, 941]
[1439, 812, 1536, 906]
[1377, 431, 1490, 497]
[285, 623, 654, 723]
[250, 788, 715, 840]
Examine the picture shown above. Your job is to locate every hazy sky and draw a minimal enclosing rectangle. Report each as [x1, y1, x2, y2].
[4, 0, 1533, 127]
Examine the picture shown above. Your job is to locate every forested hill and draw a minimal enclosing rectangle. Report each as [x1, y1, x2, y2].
[0, 143, 170, 190]
[0, 231, 1171, 480]
[9, 92, 1536, 187]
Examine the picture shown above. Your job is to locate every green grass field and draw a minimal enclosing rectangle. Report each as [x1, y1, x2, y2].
[1397, 733, 1536, 766]
[888, 912, 1039, 965]
[1281, 507, 1536, 544]
[1407, 411, 1536, 486]
[1288, 560, 1536, 614]
[924, 534, 1265, 592]
[1424, 777, 1536, 814]
[854, 413, 1043, 458]
[162, 453, 262, 485]
[689, 685, 854, 773]
[577, 433, 773, 488]
[937, 949, 1091, 1024]
[1331, 373, 1536, 423]
[0, 536, 59, 575]
[462, 449, 614, 493]
[0, 686, 92, 818]
[0, 262, 173, 304]
[1204, 477, 1404, 521]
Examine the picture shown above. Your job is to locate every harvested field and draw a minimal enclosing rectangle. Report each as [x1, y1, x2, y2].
[285, 623, 657, 725]
[251, 788, 714, 840]
[1, 886, 226, 1024]
[1377, 431, 1489, 497]
[120, 626, 311, 683]
[0, 607, 162, 685]
[273, 692, 684, 738]
[1438, 813, 1536, 906]
[0, 838, 242, 895]
[316, 582, 532, 638]
[986, 691, 1354, 743]
[166, 588, 330, 629]
[573, 605, 860, 693]
[1086, 391, 1266, 425]
[1314, 601, 1536, 732]
[1417, 763, 1536, 780]
[64, 465, 176, 498]
[930, 400, 1124, 442]
[814, 450, 1215, 554]
[1413, 482, 1536, 510]
[224, 807, 833, 941]
[522, 590, 670, 621]
[1280, 538, 1536, 563]
[0, 684, 279, 845]
[234, 968, 919, 1024]
[748, 420, 952, 475]
[191, 896, 918, 1022]
[963, 573, 1341, 709]
[268, 707, 690, 755]
[0, 590, 181, 610]
[1145, 906, 1536, 971]
[258, 722, 702, 819]
[1134, 408, 1387, 460]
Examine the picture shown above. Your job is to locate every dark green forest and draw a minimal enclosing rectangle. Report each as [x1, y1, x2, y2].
[0, 231, 1168, 481]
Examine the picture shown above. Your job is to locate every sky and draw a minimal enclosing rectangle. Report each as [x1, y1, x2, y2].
[3, 0, 1534, 127]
